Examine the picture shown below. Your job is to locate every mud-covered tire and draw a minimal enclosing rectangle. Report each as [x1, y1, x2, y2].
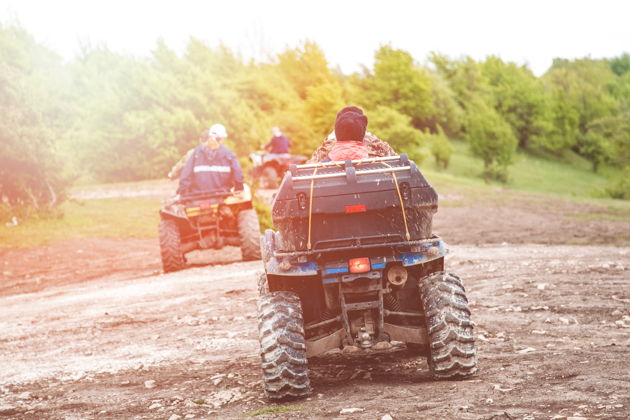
[261, 166, 279, 189]
[257, 292, 310, 400]
[238, 209, 261, 261]
[420, 272, 477, 379]
[158, 218, 186, 273]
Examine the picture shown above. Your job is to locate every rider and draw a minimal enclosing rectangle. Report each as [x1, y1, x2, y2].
[327, 109, 370, 161]
[307, 106, 396, 163]
[177, 123, 244, 196]
[263, 126, 291, 157]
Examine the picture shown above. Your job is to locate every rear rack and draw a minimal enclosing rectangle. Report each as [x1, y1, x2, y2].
[292, 165, 411, 181]
[296, 155, 404, 170]
[289, 154, 412, 182]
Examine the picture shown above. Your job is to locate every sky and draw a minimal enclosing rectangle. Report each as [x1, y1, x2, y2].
[1, 0, 628, 76]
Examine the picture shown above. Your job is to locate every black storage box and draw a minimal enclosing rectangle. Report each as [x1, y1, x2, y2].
[272, 155, 438, 252]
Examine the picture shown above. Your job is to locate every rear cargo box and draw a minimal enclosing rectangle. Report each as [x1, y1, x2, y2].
[272, 155, 438, 252]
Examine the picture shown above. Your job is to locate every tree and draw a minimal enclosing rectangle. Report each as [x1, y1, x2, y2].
[583, 114, 630, 171]
[480, 56, 550, 149]
[429, 126, 454, 169]
[368, 106, 426, 163]
[465, 98, 518, 182]
[543, 59, 620, 168]
[363, 46, 435, 130]
[0, 24, 69, 216]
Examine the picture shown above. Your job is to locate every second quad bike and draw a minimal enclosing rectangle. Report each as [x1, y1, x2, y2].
[158, 185, 261, 272]
[249, 151, 307, 189]
[256, 155, 477, 399]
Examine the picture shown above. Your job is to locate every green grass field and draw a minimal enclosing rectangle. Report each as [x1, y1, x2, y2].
[0, 198, 161, 248]
[421, 140, 613, 197]
[1, 143, 628, 249]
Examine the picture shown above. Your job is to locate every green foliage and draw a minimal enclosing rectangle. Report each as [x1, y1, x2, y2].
[3, 19, 630, 212]
[247, 405, 302, 417]
[583, 114, 630, 171]
[605, 166, 630, 199]
[361, 46, 435, 129]
[368, 105, 427, 163]
[428, 126, 454, 169]
[464, 98, 518, 182]
[253, 197, 273, 232]
[480, 56, 550, 149]
[426, 72, 464, 136]
[543, 59, 620, 165]
[606, 53, 630, 76]
[0, 24, 70, 213]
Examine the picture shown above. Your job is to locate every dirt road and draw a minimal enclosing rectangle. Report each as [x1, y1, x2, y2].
[1, 187, 629, 419]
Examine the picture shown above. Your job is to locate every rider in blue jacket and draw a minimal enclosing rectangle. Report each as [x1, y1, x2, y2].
[177, 124, 244, 196]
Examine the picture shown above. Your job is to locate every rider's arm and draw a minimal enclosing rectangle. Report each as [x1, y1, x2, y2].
[263, 139, 273, 152]
[229, 153, 245, 191]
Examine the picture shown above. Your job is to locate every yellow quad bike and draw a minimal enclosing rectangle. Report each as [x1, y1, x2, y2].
[158, 185, 261, 272]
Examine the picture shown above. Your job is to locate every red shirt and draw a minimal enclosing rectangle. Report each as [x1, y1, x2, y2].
[328, 141, 369, 161]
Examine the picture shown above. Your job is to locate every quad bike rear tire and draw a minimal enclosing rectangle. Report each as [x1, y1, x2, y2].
[261, 166, 279, 189]
[420, 272, 477, 379]
[238, 209, 261, 261]
[159, 218, 186, 273]
[257, 291, 310, 400]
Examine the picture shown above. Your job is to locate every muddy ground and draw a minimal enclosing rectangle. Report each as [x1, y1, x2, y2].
[1, 184, 629, 419]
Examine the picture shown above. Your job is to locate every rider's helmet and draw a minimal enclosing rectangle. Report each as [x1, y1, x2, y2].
[209, 123, 228, 139]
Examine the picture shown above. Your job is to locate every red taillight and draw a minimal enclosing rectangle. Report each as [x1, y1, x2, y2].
[345, 204, 366, 214]
[349, 257, 371, 273]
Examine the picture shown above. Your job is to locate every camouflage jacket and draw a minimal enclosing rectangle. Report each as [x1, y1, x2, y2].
[168, 148, 195, 180]
[307, 132, 396, 163]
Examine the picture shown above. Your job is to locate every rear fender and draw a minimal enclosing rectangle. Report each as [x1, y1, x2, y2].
[159, 203, 188, 220]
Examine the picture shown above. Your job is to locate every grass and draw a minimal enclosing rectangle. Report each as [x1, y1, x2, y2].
[421, 140, 614, 197]
[0, 197, 162, 248]
[419, 141, 630, 217]
[246, 406, 302, 417]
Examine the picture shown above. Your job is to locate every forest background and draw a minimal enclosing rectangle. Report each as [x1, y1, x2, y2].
[1, 23, 629, 220]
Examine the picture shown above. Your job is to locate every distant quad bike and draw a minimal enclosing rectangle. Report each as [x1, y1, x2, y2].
[256, 155, 477, 400]
[249, 151, 307, 189]
[158, 185, 261, 272]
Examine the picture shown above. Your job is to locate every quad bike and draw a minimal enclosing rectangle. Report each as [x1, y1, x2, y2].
[256, 155, 477, 400]
[249, 151, 307, 189]
[158, 185, 261, 272]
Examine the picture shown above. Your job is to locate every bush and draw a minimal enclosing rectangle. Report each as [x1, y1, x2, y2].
[429, 126, 454, 169]
[253, 198, 274, 232]
[368, 105, 427, 164]
[465, 98, 518, 183]
[605, 167, 630, 199]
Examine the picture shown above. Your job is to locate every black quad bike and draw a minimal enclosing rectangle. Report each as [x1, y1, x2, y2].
[158, 185, 261, 272]
[256, 155, 477, 400]
[249, 151, 307, 189]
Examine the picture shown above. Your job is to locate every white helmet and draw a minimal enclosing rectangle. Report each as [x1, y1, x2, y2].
[209, 123, 227, 139]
